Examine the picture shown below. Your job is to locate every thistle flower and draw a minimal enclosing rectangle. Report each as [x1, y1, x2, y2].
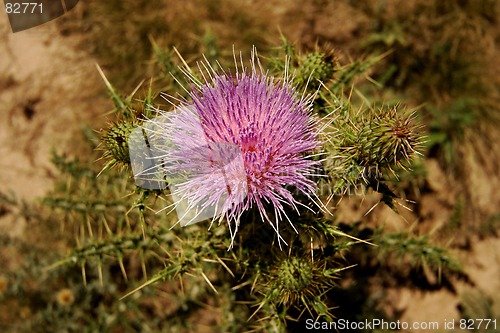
[140, 48, 320, 247]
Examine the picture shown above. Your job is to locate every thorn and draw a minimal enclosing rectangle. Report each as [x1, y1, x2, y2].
[173, 46, 191, 73]
[200, 270, 218, 294]
[121, 273, 164, 300]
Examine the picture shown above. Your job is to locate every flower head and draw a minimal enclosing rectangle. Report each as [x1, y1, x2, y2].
[139, 48, 320, 247]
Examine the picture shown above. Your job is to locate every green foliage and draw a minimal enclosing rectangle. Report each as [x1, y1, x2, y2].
[373, 231, 461, 274]
[427, 98, 483, 167]
[479, 214, 500, 238]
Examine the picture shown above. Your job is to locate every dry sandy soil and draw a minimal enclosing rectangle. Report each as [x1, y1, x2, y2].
[0, 9, 110, 236]
[0, 2, 499, 332]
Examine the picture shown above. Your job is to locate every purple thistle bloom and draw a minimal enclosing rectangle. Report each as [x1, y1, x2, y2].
[145, 49, 320, 247]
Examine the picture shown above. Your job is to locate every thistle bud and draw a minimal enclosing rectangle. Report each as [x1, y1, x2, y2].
[324, 105, 422, 195]
[254, 254, 338, 322]
[101, 121, 137, 168]
[296, 51, 336, 90]
[356, 106, 421, 171]
[264, 255, 336, 307]
[276, 257, 314, 302]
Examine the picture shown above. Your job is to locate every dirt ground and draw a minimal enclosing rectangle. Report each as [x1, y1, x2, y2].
[1, 1, 499, 332]
[0, 10, 109, 236]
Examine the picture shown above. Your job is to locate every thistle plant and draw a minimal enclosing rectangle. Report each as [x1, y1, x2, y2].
[38, 39, 463, 332]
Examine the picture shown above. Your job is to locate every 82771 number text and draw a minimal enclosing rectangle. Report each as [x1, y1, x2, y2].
[5, 2, 42, 14]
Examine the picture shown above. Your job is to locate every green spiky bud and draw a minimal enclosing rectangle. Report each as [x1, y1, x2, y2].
[256, 255, 339, 321]
[277, 257, 314, 297]
[355, 107, 422, 170]
[323, 106, 423, 195]
[297, 51, 336, 90]
[265, 256, 315, 307]
[265, 256, 334, 307]
[102, 121, 137, 166]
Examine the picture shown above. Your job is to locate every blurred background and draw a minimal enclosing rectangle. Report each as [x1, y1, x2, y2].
[0, 0, 499, 332]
